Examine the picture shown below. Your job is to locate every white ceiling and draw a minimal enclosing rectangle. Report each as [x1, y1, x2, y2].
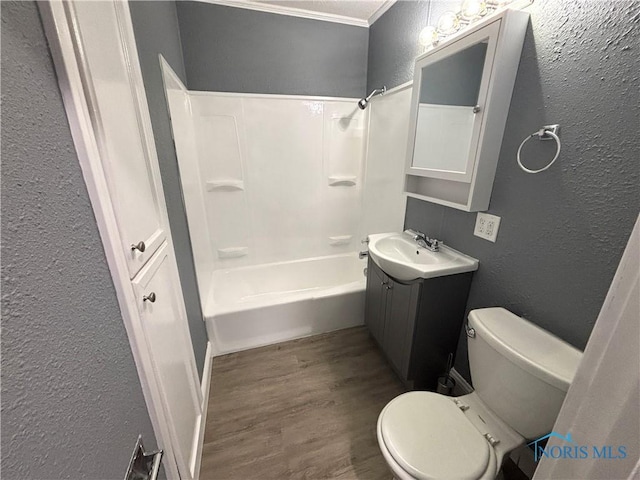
[255, 0, 389, 21]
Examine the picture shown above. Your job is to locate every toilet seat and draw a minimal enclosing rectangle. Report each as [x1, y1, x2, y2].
[378, 392, 496, 480]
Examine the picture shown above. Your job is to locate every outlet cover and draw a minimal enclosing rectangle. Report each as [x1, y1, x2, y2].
[474, 212, 501, 242]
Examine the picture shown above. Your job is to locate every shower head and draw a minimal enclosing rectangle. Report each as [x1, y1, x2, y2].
[358, 86, 387, 110]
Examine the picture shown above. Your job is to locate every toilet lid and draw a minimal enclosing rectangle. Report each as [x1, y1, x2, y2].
[380, 392, 490, 480]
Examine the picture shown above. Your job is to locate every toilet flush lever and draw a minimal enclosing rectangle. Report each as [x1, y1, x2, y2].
[484, 433, 500, 447]
[465, 323, 476, 338]
[453, 399, 469, 411]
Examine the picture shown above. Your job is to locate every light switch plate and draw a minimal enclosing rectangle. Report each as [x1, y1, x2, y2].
[474, 212, 501, 242]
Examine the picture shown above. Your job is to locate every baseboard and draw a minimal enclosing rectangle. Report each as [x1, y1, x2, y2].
[450, 367, 474, 396]
[192, 341, 213, 479]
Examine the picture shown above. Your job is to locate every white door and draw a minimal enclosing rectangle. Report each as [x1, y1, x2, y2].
[41, 2, 203, 479]
[133, 242, 202, 479]
[72, 0, 167, 278]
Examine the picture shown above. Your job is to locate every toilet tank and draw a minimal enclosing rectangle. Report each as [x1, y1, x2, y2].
[467, 308, 583, 440]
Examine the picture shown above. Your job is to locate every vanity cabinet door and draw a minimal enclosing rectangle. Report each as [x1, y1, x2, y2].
[364, 258, 387, 346]
[382, 279, 421, 379]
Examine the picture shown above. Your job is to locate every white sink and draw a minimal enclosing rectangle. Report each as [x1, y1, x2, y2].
[367, 232, 479, 281]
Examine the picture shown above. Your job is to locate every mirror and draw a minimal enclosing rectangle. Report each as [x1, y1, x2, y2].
[412, 42, 488, 173]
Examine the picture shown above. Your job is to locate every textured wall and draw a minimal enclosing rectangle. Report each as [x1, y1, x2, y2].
[129, 0, 208, 380]
[367, 0, 431, 92]
[176, 1, 369, 97]
[373, 0, 640, 380]
[1, 2, 160, 478]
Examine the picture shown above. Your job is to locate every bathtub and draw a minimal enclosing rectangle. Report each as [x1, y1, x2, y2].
[204, 254, 367, 355]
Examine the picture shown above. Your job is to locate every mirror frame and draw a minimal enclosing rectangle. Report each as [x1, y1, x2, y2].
[405, 21, 500, 182]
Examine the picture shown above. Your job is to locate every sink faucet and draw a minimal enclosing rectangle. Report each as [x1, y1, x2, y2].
[405, 229, 441, 252]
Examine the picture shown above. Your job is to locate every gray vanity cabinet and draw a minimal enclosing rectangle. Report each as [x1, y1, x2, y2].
[364, 260, 387, 346]
[381, 278, 420, 377]
[365, 257, 473, 390]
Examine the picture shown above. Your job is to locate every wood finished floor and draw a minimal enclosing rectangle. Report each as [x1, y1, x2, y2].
[199, 327, 406, 480]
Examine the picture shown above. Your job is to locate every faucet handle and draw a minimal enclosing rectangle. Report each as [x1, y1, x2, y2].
[428, 238, 442, 251]
[405, 228, 425, 240]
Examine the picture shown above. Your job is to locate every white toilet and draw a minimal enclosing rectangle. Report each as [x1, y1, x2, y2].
[377, 307, 583, 480]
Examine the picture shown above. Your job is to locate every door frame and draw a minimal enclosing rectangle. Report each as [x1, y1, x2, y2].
[39, 2, 203, 478]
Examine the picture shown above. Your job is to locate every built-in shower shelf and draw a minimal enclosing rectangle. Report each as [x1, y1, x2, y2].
[328, 235, 353, 246]
[328, 176, 357, 187]
[206, 179, 245, 191]
[217, 247, 248, 259]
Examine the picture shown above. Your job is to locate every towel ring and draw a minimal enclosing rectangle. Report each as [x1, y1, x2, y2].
[517, 125, 561, 174]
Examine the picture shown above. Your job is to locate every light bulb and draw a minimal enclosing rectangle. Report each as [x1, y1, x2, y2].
[461, 0, 487, 20]
[488, 0, 513, 9]
[437, 11, 461, 35]
[419, 26, 438, 48]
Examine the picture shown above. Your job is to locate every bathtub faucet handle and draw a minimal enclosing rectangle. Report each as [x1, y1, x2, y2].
[361, 237, 369, 245]
[359, 251, 369, 260]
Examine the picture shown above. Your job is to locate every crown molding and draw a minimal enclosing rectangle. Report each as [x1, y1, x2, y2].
[368, 0, 396, 26]
[192, 0, 398, 28]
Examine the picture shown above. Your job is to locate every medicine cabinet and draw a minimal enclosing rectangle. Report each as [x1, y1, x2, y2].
[405, 8, 529, 211]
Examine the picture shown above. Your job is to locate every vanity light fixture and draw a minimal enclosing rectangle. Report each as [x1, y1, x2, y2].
[437, 11, 461, 35]
[461, 0, 488, 20]
[418, 26, 438, 48]
[418, 0, 533, 51]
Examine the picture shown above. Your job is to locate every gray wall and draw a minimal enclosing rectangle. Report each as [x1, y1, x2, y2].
[370, 0, 640, 380]
[176, 1, 369, 97]
[129, 0, 208, 380]
[1, 2, 160, 478]
[367, 0, 431, 92]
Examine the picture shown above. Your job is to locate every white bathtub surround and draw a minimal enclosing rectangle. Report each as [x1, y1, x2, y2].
[360, 82, 411, 239]
[162, 59, 411, 354]
[162, 60, 215, 303]
[188, 93, 367, 269]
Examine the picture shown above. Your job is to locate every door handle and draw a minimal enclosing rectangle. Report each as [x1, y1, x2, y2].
[143, 292, 156, 303]
[131, 241, 146, 253]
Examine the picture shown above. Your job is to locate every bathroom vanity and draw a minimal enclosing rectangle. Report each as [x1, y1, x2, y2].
[364, 232, 478, 390]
